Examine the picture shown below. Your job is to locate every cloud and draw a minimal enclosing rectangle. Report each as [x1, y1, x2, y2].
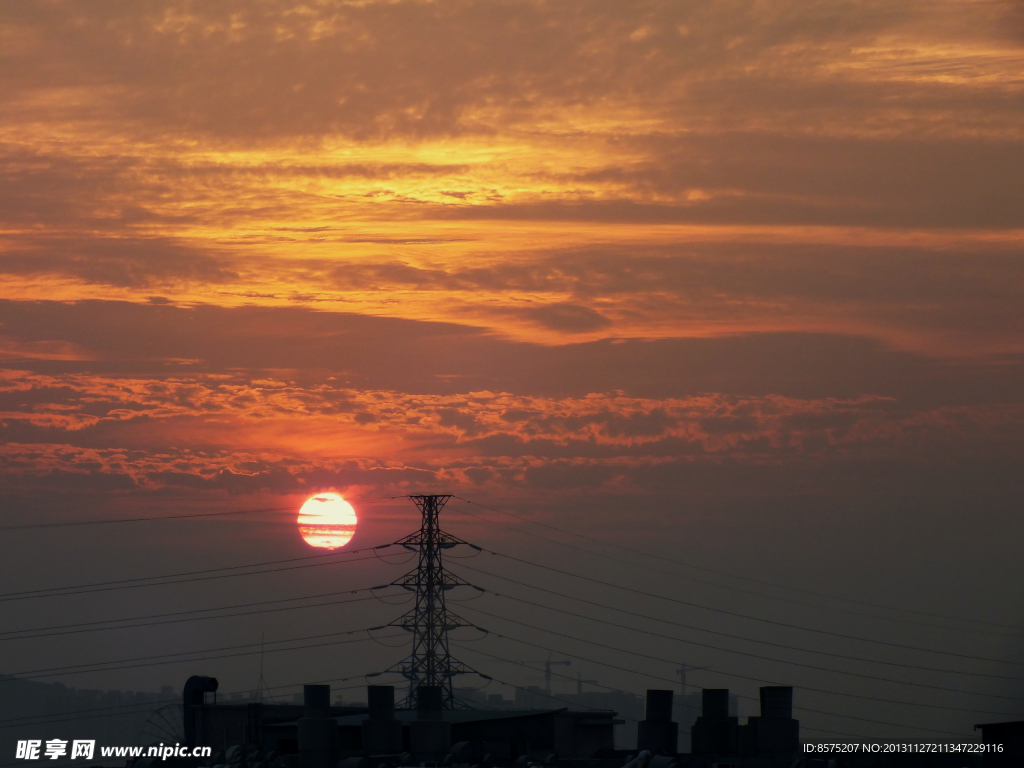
[522, 303, 611, 333]
[5, 0, 1019, 141]
[2, 355, 1022, 503]
[2, 298, 1023, 404]
[0, 235, 238, 288]
[1, 1, 1020, 375]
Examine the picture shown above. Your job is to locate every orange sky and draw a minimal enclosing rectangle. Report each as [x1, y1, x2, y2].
[1, 0, 1022, 511]
[1, 0, 1023, 504]
[1, 2, 1021, 487]
[1, 0, 1024, 740]
[3, 2, 1023, 347]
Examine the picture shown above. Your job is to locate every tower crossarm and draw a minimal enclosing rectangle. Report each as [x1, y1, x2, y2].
[391, 568, 479, 591]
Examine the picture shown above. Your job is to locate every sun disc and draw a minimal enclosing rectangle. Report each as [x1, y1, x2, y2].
[298, 493, 357, 549]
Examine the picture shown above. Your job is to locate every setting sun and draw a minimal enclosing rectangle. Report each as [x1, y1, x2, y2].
[297, 493, 357, 550]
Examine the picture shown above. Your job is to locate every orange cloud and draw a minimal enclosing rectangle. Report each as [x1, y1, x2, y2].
[3, 369, 1022, 500]
[0, 0, 1021, 504]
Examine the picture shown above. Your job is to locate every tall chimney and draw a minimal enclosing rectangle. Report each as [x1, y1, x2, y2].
[759, 687, 792, 719]
[637, 690, 678, 754]
[701, 689, 729, 720]
[362, 685, 402, 755]
[298, 685, 335, 768]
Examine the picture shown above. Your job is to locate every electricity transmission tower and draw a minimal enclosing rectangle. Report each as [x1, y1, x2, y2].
[383, 494, 484, 709]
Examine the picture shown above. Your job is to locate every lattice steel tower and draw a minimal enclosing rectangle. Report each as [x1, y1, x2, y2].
[386, 494, 482, 709]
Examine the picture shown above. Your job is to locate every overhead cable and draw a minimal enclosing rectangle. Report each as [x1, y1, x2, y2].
[450, 561, 1023, 681]
[452, 632, 967, 737]
[0, 545, 401, 603]
[456, 603, 1024, 714]
[0, 589, 407, 642]
[0, 627, 403, 682]
[452, 496, 1023, 634]
[0, 505, 292, 531]
[477, 547, 1024, 667]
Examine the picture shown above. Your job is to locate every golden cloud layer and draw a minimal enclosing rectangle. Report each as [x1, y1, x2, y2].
[1, 0, 1021, 500]
[3, 369, 1021, 498]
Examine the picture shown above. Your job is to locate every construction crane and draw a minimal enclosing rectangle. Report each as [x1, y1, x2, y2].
[676, 662, 710, 695]
[487, 656, 573, 693]
[576, 672, 598, 696]
[544, 656, 571, 692]
[481, 655, 573, 696]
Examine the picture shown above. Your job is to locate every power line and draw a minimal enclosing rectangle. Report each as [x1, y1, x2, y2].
[451, 631, 968, 738]
[2, 496, 410, 533]
[0, 584, 401, 639]
[0, 505, 292, 531]
[451, 496, 1024, 634]
[476, 655, 953, 744]
[0, 696, 180, 730]
[0, 675, 381, 768]
[455, 647, 883, 742]
[456, 500, 989, 635]
[450, 561, 1023, 682]
[445, 651, 636, 717]
[4, 626, 387, 678]
[0, 627, 405, 682]
[0, 589, 408, 642]
[0, 544, 402, 602]
[454, 634, 968, 738]
[456, 602, 1024, 716]
[0, 674, 378, 730]
[478, 546, 1024, 667]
